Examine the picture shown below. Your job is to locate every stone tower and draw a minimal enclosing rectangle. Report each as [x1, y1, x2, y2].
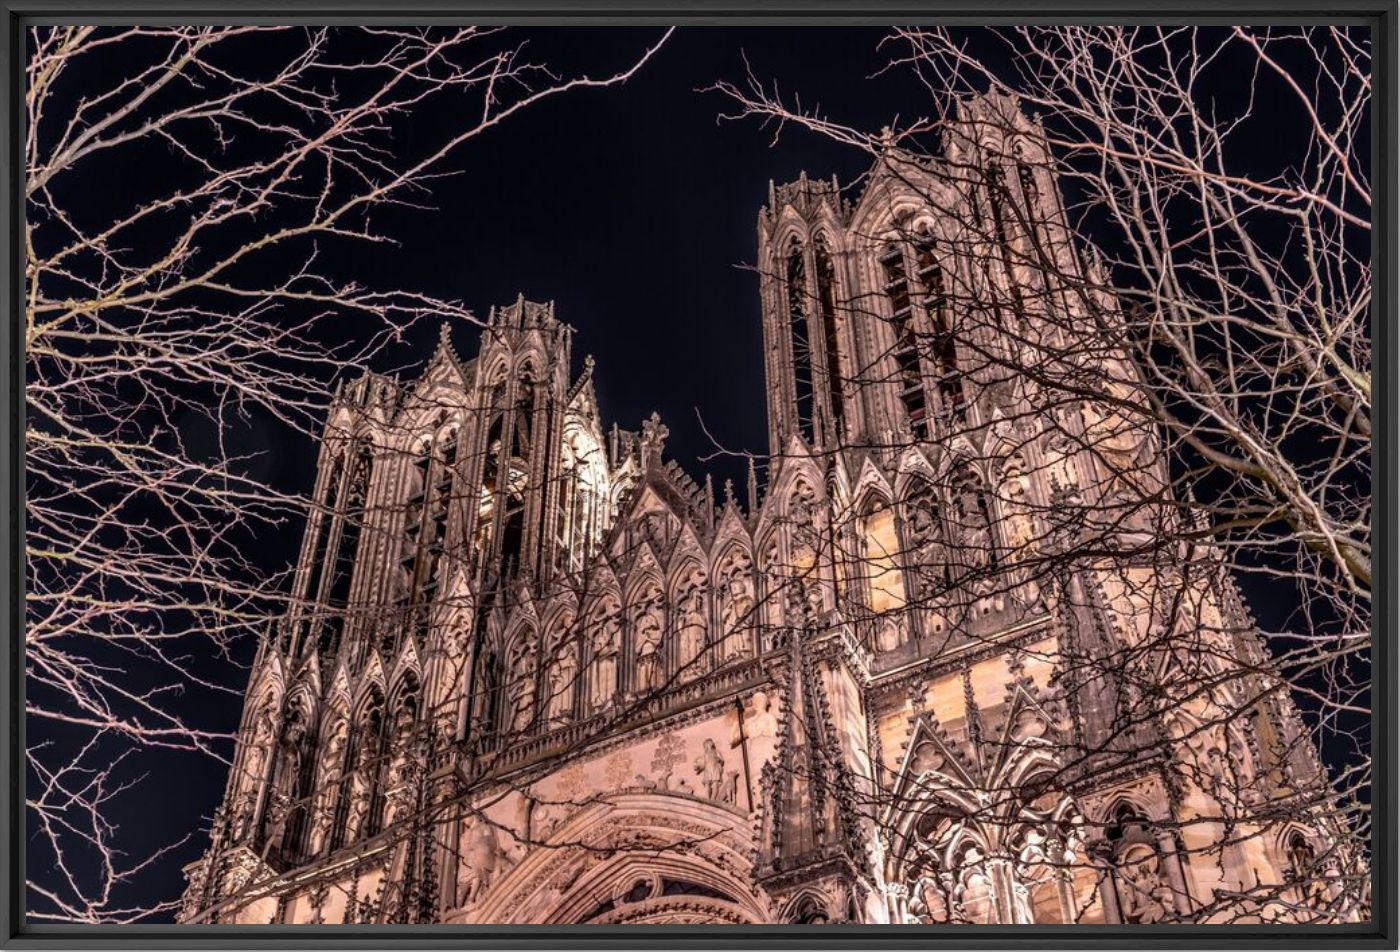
[179, 94, 1364, 927]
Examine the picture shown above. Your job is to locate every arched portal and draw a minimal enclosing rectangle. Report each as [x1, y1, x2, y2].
[466, 793, 771, 925]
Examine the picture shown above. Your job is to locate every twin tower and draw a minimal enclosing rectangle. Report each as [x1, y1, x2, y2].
[180, 94, 1360, 928]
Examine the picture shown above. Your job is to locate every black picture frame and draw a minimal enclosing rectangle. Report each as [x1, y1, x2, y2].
[0, 2, 1393, 948]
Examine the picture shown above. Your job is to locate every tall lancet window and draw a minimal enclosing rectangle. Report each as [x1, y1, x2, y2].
[915, 233, 966, 423]
[296, 453, 343, 650]
[422, 429, 457, 596]
[321, 446, 372, 661]
[879, 242, 929, 439]
[814, 237, 844, 437]
[785, 237, 816, 444]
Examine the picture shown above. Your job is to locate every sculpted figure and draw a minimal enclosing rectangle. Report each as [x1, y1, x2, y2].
[307, 719, 347, 853]
[676, 581, 708, 672]
[587, 606, 620, 712]
[508, 648, 536, 732]
[243, 706, 276, 789]
[344, 764, 371, 841]
[545, 638, 577, 724]
[718, 554, 755, 661]
[458, 821, 504, 906]
[632, 594, 665, 693]
[694, 738, 727, 801]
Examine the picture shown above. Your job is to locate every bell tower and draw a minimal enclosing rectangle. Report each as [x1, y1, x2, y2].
[460, 296, 575, 592]
[758, 172, 872, 458]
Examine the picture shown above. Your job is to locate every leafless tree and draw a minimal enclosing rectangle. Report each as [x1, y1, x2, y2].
[129, 25, 1371, 929]
[24, 24, 671, 922]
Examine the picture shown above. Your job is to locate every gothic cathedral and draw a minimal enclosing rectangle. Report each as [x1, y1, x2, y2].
[180, 93, 1362, 927]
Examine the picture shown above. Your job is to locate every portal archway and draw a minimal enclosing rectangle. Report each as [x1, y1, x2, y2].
[470, 793, 771, 924]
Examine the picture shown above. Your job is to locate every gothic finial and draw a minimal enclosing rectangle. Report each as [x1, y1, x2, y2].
[640, 412, 669, 460]
[880, 125, 896, 151]
[583, 353, 595, 374]
[746, 457, 759, 515]
[723, 478, 736, 506]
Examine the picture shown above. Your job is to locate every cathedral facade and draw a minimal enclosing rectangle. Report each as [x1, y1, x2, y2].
[179, 94, 1361, 927]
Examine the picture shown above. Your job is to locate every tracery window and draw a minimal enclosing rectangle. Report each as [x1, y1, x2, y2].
[879, 242, 929, 438]
[785, 238, 817, 444]
[321, 446, 372, 660]
[814, 237, 845, 436]
[914, 232, 966, 423]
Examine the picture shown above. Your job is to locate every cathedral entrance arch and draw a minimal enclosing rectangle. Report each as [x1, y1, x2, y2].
[469, 793, 770, 924]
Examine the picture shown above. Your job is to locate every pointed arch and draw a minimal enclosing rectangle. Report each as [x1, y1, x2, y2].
[540, 602, 580, 727]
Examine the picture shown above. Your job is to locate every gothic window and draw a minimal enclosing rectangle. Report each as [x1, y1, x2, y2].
[1018, 162, 1040, 210]
[987, 163, 1011, 249]
[814, 237, 844, 436]
[914, 234, 966, 423]
[479, 377, 533, 579]
[985, 162, 1025, 324]
[1285, 831, 1326, 909]
[298, 453, 343, 644]
[396, 423, 455, 652]
[785, 238, 816, 444]
[321, 446, 372, 661]
[789, 895, 828, 924]
[879, 242, 930, 439]
[391, 436, 433, 656]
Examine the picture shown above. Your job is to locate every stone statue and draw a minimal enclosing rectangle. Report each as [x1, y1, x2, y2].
[545, 639, 576, 724]
[632, 594, 665, 692]
[676, 582, 708, 671]
[694, 738, 727, 801]
[345, 764, 371, 841]
[243, 706, 276, 789]
[458, 821, 504, 907]
[587, 607, 620, 712]
[719, 556, 755, 661]
[509, 649, 537, 732]
[721, 769, 740, 805]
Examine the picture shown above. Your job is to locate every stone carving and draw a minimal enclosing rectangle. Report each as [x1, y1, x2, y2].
[1119, 846, 1174, 924]
[693, 738, 736, 804]
[717, 550, 755, 661]
[651, 733, 686, 790]
[508, 642, 537, 733]
[544, 635, 577, 725]
[557, 762, 588, 803]
[458, 821, 506, 906]
[954, 846, 995, 924]
[587, 601, 621, 712]
[631, 589, 665, 693]
[243, 706, 276, 791]
[606, 751, 633, 790]
[345, 764, 372, 841]
[673, 570, 708, 672]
